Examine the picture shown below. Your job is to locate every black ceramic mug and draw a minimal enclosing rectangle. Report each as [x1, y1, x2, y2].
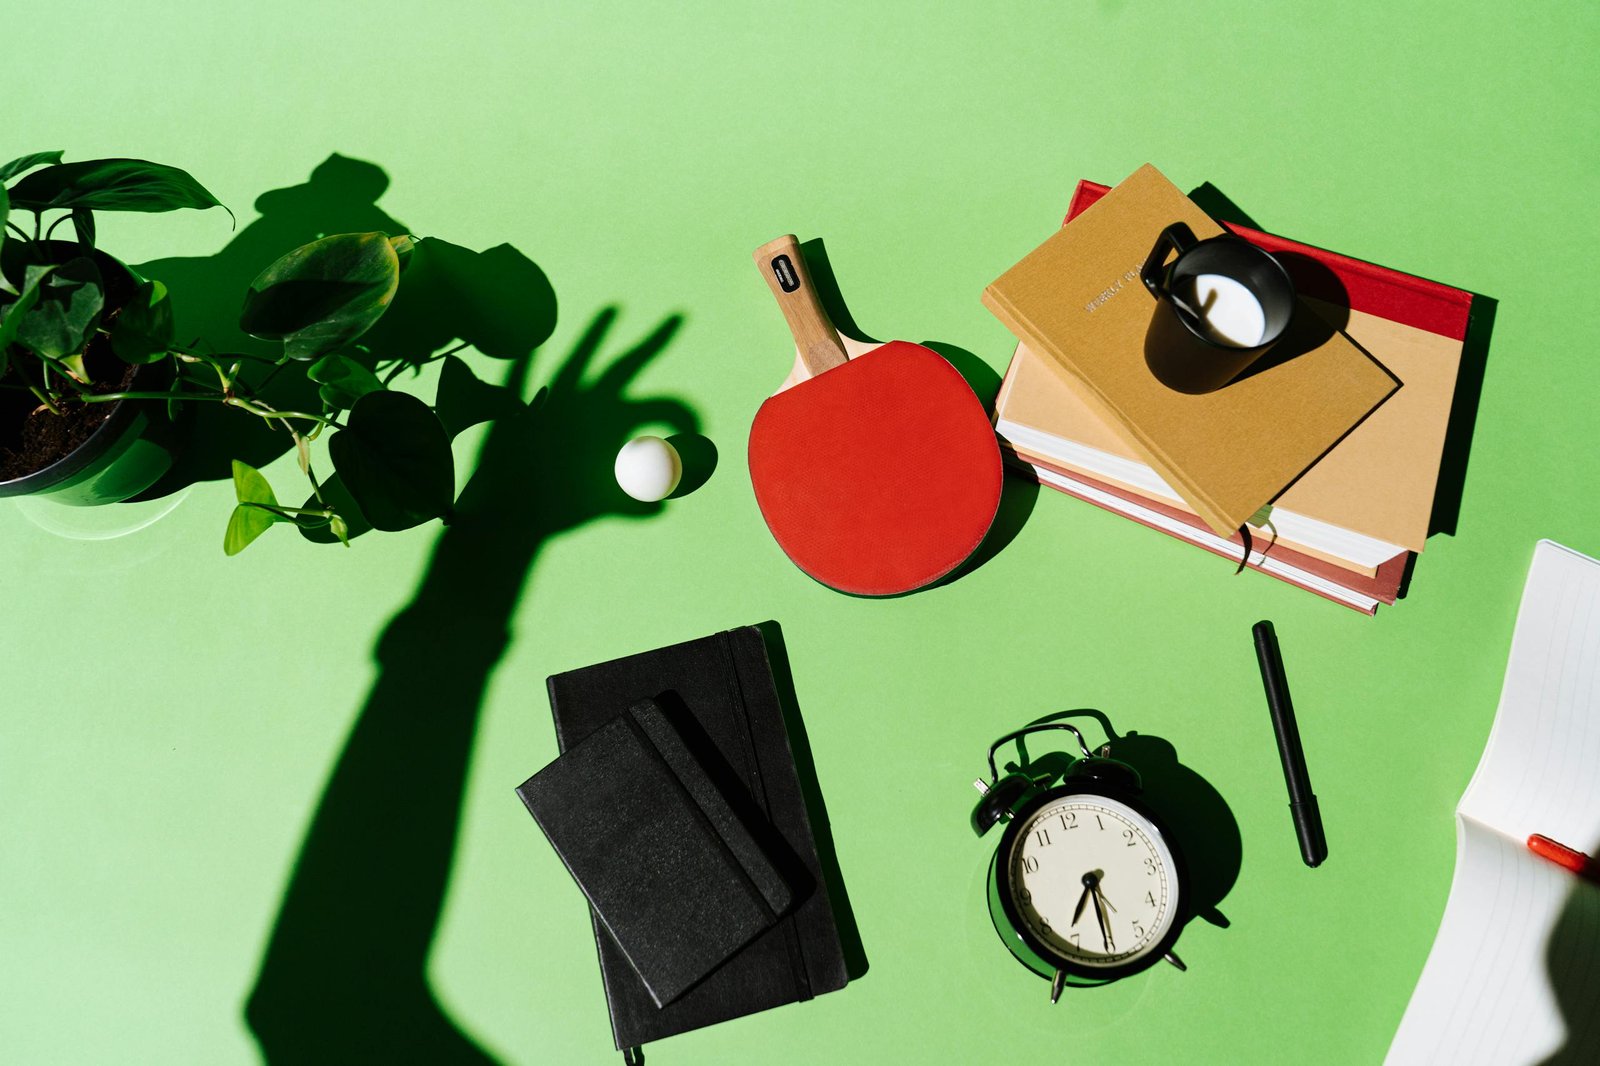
[1140, 222, 1296, 394]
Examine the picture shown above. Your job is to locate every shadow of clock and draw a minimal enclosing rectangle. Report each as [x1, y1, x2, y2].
[1009, 709, 1241, 934]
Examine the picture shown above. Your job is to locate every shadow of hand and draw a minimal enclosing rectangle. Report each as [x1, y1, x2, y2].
[452, 306, 695, 541]
[245, 306, 696, 1066]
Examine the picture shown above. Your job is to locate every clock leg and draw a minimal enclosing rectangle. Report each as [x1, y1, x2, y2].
[1050, 969, 1067, 1004]
[1163, 951, 1187, 972]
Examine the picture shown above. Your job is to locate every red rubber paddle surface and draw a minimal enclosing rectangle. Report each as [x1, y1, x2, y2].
[748, 341, 1003, 596]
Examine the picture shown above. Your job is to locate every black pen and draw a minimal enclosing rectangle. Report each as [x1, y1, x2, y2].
[1252, 620, 1327, 867]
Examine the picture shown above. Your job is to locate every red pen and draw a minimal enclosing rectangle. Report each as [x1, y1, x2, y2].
[1527, 834, 1600, 886]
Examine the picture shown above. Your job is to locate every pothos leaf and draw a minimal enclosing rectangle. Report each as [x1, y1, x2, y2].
[7, 158, 228, 218]
[327, 390, 453, 531]
[0, 151, 65, 184]
[232, 458, 280, 506]
[239, 232, 402, 361]
[109, 279, 175, 364]
[308, 352, 383, 410]
[224, 460, 288, 556]
[0, 266, 49, 365]
[225, 505, 280, 556]
[15, 257, 104, 359]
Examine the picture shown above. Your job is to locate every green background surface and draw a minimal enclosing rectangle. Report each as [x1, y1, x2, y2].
[4, 2, 1598, 1063]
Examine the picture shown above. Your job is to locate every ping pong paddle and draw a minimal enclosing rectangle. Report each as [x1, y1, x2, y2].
[747, 235, 1002, 596]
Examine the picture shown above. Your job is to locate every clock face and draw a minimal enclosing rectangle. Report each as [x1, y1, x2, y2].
[1003, 794, 1179, 970]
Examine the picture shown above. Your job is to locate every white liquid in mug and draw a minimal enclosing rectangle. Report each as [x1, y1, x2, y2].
[1177, 273, 1267, 347]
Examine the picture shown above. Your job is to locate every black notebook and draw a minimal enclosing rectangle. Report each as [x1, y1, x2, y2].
[517, 698, 795, 1007]
[541, 626, 849, 1051]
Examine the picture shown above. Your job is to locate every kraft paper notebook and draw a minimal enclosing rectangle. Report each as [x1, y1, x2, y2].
[1386, 541, 1600, 1064]
[982, 164, 1399, 536]
[540, 626, 849, 1053]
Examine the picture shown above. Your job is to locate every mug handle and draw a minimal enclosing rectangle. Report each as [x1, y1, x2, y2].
[1141, 222, 1197, 298]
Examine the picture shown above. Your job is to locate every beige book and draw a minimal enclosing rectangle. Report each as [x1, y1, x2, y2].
[996, 283, 1465, 555]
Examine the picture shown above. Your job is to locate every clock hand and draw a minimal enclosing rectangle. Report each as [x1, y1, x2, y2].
[1089, 879, 1113, 952]
[1071, 883, 1091, 928]
[1093, 874, 1117, 914]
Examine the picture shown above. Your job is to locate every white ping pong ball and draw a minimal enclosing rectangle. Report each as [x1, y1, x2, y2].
[614, 436, 682, 502]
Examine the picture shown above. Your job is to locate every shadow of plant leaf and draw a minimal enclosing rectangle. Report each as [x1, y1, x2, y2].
[360, 238, 557, 365]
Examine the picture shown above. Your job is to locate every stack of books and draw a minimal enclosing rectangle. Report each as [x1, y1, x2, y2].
[986, 169, 1475, 613]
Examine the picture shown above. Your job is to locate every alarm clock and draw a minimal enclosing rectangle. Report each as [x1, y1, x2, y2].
[971, 721, 1189, 1002]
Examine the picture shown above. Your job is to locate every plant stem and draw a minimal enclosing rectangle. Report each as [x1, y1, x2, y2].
[9, 355, 64, 413]
[243, 502, 333, 519]
[75, 389, 342, 429]
[302, 454, 329, 508]
[5, 220, 29, 241]
[225, 396, 344, 428]
[28, 386, 64, 416]
[43, 213, 74, 241]
[38, 353, 89, 388]
[80, 390, 215, 403]
[176, 349, 281, 367]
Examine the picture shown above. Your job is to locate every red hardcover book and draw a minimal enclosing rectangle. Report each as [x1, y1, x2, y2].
[995, 180, 1475, 612]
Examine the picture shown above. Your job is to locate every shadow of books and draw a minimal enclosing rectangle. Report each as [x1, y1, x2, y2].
[1430, 293, 1495, 538]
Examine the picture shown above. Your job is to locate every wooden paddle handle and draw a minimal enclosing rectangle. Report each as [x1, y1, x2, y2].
[753, 235, 848, 377]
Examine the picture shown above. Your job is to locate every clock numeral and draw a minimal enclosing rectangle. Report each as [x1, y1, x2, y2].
[1019, 888, 1032, 903]
[1132, 920, 1145, 940]
[1067, 932, 1080, 947]
[1144, 856, 1157, 876]
[1122, 828, 1138, 847]
[1145, 891, 1157, 907]
[1035, 827, 1052, 848]
[1022, 856, 1040, 875]
[1040, 919, 1052, 934]
[1059, 811, 1077, 831]
[1094, 814, 1106, 831]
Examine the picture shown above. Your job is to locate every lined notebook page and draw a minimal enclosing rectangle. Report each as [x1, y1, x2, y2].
[1386, 541, 1600, 1065]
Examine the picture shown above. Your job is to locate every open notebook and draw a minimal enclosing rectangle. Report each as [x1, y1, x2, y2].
[1386, 541, 1600, 1064]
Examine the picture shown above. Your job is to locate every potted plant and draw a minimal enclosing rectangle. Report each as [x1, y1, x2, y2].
[0, 151, 229, 505]
[3, 151, 528, 554]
